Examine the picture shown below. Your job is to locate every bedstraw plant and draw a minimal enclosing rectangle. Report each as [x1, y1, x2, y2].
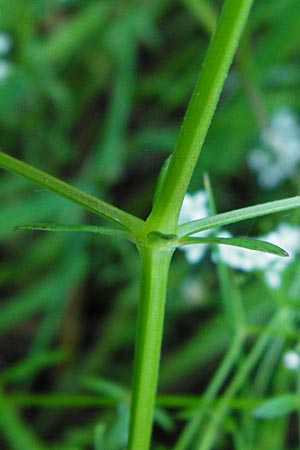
[1, 0, 300, 449]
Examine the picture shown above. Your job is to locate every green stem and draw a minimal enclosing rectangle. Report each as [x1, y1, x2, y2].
[127, 246, 174, 450]
[146, 0, 254, 233]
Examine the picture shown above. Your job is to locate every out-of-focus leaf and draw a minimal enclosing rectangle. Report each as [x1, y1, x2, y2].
[42, 3, 113, 65]
[81, 376, 127, 400]
[0, 191, 76, 238]
[153, 407, 175, 432]
[253, 395, 300, 419]
[0, 240, 87, 333]
[94, 423, 106, 450]
[0, 350, 67, 384]
[0, 396, 46, 450]
[0, 151, 143, 232]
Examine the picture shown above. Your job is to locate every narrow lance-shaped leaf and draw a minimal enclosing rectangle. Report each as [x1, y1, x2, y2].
[0, 151, 143, 233]
[152, 155, 172, 207]
[14, 223, 134, 242]
[94, 424, 107, 450]
[0, 396, 47, 450]
[177, 236, 289, 257]
[0, 350, 67, 384]
[254, 395, 300, 419]
[177, 196, 300, 237]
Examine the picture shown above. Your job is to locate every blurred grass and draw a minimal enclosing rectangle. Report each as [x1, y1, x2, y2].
[0, 0, 300, 449]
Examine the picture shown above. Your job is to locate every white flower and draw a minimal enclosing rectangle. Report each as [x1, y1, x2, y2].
[0, 32, 11, 56]
[181, 277, 205, 306]
[179, 191, 209, 223]
[283, 351, 300, 370]
[179, 191, 210, 264]
[216, 223, 299, 289]
[214, 229, 271, 272]
[179, 192, 299, 291]
[248, 108, 300, 189]
[0, 32, 13, 83]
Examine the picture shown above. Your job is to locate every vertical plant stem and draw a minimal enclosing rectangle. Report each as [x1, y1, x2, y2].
[127, 247, 174, 450]
[146, 0, 254, 233]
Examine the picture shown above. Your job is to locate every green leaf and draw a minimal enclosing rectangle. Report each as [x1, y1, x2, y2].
[177, 196, 300, 237]
[153, 155, 172, 207]
[0, 247, 86, 333]
[0, 192, 69, 239]
[0, 350, 67, 384]
[81, 376, 127, 399]
[0, 396, 47, 450]
[153, 407, 174, 432]
[177, 236, 289, 257]
[14, 223, 134, 242]
[43, 3, 112, 65]
[94, 423, 106, 450]
[253, 395, 300, 419]
[182, 0, 217, 35]
[0, 151, 143, 233]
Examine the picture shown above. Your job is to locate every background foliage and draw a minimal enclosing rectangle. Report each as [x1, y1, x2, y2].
[0, 0, 300, 449]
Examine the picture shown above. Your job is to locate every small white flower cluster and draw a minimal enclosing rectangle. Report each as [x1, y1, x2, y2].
[248, 108, 300, 189]
[0, 32, 12, 82]
[181, 277, 205, 307]
[179, 191, 300, 289]
[179, 191, 211, 264]
[283, 350, 300, 370]
[217, 223, 300, 289]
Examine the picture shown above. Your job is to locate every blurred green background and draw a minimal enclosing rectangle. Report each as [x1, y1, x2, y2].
[0, 0, 300, 449]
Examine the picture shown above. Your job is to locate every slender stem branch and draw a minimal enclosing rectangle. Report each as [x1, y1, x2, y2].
[0, 151, 143, 233]
[146, 0, 254, 233]
[127, 247, 174, 450]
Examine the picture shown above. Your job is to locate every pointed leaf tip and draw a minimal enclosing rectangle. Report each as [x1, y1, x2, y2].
[254, 395, 299, 419]
[178, 236, 289, 257]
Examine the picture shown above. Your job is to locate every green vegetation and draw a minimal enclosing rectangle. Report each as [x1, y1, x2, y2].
[0, 1, 300, 449]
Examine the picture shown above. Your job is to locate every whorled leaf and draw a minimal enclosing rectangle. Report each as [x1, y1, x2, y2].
[0, 151, 143, 233]
[177, 235, 289, 257]
[14, 223, 134, 242]
[177, 196, 300, 237]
